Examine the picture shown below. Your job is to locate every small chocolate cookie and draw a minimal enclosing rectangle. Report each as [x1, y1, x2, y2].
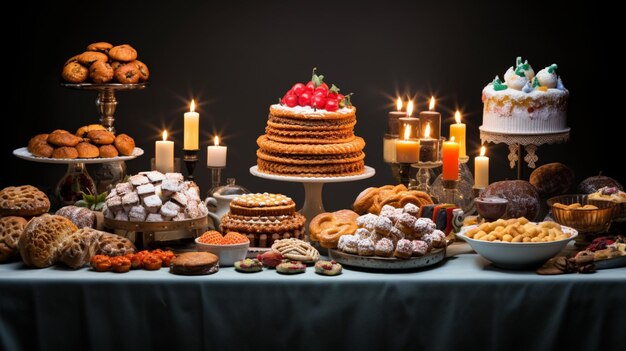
[89, 61, 114, 84]
[30, 142, 54, 158]
[98, 144, 119, 158]
[132, 60, 150, 82]
[62, 62, 88, 83]
[114, 64, 140, 84]
[110, 61, 123, 71]
[52, 146, 79, 159]
[64, 55, 79, 66]
[87, 130, 115, 145]
[77, 51, 108, 66]
[86, 42, 113, 52]
[114, 133, 135, 156]
[76, 142, 99, 158]
[75, 124, 106, 138]
[108, 44, 137, 62]
[48, 130, 82, 147]
[28, 134, 49, 150]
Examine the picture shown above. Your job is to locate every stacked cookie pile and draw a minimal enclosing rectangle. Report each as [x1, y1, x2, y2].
[103, 171, 209, 222]
[337, 204, 446, 259]
[28, 124, 135, 159]
[61, 42, 149, 84]
[220, 193, 305, 247]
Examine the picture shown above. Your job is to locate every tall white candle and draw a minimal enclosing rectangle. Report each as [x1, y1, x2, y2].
[184, 99, 199, 150]
[207, 136, 227, 167]
[474, 146, 489, 188]
[155, 130, 174, 173]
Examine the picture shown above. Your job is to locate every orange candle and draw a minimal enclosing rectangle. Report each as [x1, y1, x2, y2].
[442, 137, 459, 180]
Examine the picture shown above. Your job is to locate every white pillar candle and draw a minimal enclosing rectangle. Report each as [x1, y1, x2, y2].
[184, 99, 199, 150]
[155, 130, 174, 173]
[474, 146, 489, 188]
[207, 136, 227, 167]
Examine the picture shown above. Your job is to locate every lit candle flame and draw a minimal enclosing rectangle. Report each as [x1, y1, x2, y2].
[450, 136, 456, 142]
[429, 96, 435, 111]
[407, 101, 414, 117]
[396, 97, 402, 112]
[162, 130, 168, 141]
[455, 110, 461, 124]
[480, 146, 486, 157]
[424, 123, 431, 138]
[190, 99, 196, 113]
[214, 135, 219, 146]
[403, 124, 411, 140]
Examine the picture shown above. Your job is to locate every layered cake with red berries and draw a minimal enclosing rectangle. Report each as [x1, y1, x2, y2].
[481, 57, 569, 134]
[256, 68, 366, 177]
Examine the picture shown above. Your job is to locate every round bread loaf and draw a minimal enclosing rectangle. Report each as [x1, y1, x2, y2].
[0, 185, 50, 216]
[96, 233, 136, 256]
[482, 180, 540, 221]
[0, 216, 28, 262]
[57, 228, 101, 269]
[56, 205, 97, 229]
[170, 251, 219, 275]
[529, 163, 575, 197]
[18, 214, 78, 268]
[578, 174, 624, 194]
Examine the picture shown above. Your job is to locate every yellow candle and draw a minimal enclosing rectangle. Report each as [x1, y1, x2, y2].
[184, 99, 199, 150]
[207, 136, 227, 167]
[395, 124, 419, 163]
[449, 111, 466, 157]
[442, 137, 459, 180]
[155, 130, 174, 173]
[383, 137, 397, 163]
[474, 146, 489, 188]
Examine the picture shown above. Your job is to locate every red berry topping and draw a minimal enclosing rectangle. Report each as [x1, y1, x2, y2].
[298, 92, 312, 106]
[284, 94, 298, 107]
[305, 81, 315, 93]
[325, 99, 338, 111]
[291, 83, 306, 96]
[312, 95, 327, 109]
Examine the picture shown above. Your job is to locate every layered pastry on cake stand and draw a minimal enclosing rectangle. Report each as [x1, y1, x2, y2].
[250, 165, 375, 231]
[479, 57, 570, 179]
[61, 82, 148, 192]
[13, 147, 143, 206]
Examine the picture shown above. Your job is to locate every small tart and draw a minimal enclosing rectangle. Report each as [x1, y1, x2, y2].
[276, 260, 306, 274]
[234, 258, 264, 273]
[314, 260, 342, 276]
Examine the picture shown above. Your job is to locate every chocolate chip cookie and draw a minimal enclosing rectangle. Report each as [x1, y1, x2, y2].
[86, 42, 113, 52]
[77, 51, 108, 66]
[62, 62, 88, 83]
[114, 64, 140, 84]
[108, 44, 137, 62]
[89, 61, 114, 84]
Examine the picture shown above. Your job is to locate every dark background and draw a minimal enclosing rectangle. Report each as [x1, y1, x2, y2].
[2, 0, 620, 210]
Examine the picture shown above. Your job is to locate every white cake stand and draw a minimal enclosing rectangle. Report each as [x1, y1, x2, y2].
[249, 165, 375, 224]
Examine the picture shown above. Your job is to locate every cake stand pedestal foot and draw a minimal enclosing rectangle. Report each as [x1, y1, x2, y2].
[300, 182, 325, 231]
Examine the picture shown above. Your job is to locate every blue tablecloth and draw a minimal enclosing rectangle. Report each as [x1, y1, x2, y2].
[1, 243, 624, 351]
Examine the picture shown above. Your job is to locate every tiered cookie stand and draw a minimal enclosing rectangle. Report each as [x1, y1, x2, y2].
[479, 127, 570, 179]
[12, 147, 143, 206]
[249, 165, 376, 233]
[60, 82, 148, 192]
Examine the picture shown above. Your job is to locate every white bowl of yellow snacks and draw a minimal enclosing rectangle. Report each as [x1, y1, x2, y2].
[457, 217, 578, 269]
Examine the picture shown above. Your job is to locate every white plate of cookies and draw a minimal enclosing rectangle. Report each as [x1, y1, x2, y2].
[13, 147, 143, 164]
[456, 218, 578, 269]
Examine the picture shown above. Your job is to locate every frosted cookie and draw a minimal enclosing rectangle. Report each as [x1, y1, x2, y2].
[356, 213, 378, 231]
[136, 183, 155, 197]
[145, 171, 166, 183]
[121, 192, 139, 212]
[142, 194, 162, 213]
[374, 237, 394, 257]
[411, 240, 430, 256]
[129, 206, 147, 222]
[160, 201, 180, 219]
[394, 239, 413, 259]
[129, 175, 149, 187]
[161, 179, 181, 196]
[165, 172, 184, 181]
[146, 213, 165, 222]
[171, 192, 188, 207]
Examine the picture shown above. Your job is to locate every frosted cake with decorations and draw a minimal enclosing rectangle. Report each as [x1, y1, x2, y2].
[481, 57, 569, 134]
[256, 68, 365, 177]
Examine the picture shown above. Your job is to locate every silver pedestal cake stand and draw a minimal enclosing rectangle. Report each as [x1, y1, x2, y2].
[61, 82, 148, 192]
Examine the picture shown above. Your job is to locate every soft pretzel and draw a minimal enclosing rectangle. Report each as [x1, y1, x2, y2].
[309, 209, 359, 248]
[353, 184, 433, 215]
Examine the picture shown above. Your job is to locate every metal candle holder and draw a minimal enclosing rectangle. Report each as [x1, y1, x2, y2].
[412, 160, 442, 194]
[183, 149, 199, 181]
[441, 179, 460, 205]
